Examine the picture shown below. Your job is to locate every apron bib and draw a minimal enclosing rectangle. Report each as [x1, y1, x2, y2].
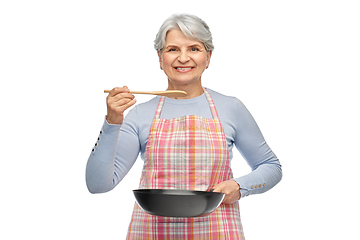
[127, 89, 245, 239]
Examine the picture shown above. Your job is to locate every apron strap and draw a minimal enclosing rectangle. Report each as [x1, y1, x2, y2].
[154, 96, 165, 119]
[203, 88, 220, 119]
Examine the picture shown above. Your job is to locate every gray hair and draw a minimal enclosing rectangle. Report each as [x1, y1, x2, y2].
[154, 14, 214, 53]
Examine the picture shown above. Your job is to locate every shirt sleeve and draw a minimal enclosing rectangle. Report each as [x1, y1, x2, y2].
[231, 99, 282, 198]
[85, 109, 141, 194]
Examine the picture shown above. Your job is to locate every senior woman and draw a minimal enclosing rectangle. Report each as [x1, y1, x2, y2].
[86, 13, 282, 239]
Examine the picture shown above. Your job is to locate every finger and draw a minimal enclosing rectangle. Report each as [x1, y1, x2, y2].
[211, 184, 223, 193]
[108, 86, 130, 97]
[113, 98, 137, 114]
[212, 185, 229, 204]
[107, 90, 135, 105]
[126, 98, 137, 108]
[108, 99, 134, 115]
[116, 97, 137, 109]
[123, 85, 130, 91]
[110, 93, 135, 104]
[211, 181, 240, 204]
[223, 192, 240, 204]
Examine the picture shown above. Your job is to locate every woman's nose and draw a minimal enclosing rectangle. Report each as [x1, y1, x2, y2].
[177, 51, 190, 63]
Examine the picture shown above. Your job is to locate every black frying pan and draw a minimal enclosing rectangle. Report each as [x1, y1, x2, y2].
[133, 189, 224, 218]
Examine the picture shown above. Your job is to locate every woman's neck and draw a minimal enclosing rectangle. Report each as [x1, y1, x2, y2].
[167, 79, 204, 99]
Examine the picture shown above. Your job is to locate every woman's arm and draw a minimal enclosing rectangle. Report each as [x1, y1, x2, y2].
[232, 99, 282, 198]
[85, 117, 140, 193]
[85, 86, 139, 194]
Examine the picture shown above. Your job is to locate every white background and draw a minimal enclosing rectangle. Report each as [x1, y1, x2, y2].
[1, 0, 359, 239]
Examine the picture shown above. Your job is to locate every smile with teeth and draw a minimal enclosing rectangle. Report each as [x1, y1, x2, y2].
[176, 67, 192, 70]
[175, 67, 194, 72]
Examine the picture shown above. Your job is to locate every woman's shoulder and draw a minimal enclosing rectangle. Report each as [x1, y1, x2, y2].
[207, 88, 246, 110]
[207, 88, 254, 132]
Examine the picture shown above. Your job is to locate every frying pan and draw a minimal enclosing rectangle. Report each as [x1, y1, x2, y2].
[133, 189, 224, 218]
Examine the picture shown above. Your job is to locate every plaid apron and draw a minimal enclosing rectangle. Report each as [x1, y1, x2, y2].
[127, 89, 245, 239]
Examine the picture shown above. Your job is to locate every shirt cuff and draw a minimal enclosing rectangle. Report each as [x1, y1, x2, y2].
[91, 117, 122, 154]
[234, 177, 267, 199]
[103, 116, 122, 130]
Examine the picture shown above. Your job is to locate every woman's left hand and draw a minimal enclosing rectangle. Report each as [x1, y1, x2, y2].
[212, 180, 241, 204]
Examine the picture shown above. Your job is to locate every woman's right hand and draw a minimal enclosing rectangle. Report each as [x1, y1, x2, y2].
[106, 86, 136, 125]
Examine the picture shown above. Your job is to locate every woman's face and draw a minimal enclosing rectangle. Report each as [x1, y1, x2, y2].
[159, 29, 212, 87]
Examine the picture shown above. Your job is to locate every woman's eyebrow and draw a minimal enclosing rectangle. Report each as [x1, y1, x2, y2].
[188, 44, 202, 48]
[188, 44, 206, 51]
[164, 44, 179, 49]
[164, 44, 204, 50]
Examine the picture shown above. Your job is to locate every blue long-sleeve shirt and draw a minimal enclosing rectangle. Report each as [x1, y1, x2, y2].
[86, 88, 282, 198]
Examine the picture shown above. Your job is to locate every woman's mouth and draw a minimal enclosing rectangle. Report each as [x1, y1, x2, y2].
[174, 67, 194, 72]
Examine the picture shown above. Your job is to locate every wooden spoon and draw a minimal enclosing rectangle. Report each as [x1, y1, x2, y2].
[104, 90, 187, 98]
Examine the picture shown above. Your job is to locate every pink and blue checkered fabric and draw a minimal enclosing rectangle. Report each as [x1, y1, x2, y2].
[127, 89, 245, 239]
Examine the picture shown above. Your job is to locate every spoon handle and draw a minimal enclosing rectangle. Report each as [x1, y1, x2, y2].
[103, 90, 187, 98]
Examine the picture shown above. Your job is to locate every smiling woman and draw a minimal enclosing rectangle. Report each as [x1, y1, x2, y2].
[158, 29, 212, 97]
[154, 14, 214, 98]
[86, 13, 282, 240]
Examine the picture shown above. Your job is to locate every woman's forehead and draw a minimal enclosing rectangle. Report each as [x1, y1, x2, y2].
[165, 29, 204, 47]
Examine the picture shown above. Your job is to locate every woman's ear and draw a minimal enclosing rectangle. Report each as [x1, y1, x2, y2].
[206, 50, 212, 69]
[158, 51, 163, 70]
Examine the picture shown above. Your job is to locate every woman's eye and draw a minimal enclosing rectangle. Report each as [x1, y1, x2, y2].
[169, 48, 177, 52]
[190, 48, 198, 51]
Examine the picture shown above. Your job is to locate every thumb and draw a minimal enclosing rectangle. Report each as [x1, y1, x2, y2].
[211, 183, 224, 193]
